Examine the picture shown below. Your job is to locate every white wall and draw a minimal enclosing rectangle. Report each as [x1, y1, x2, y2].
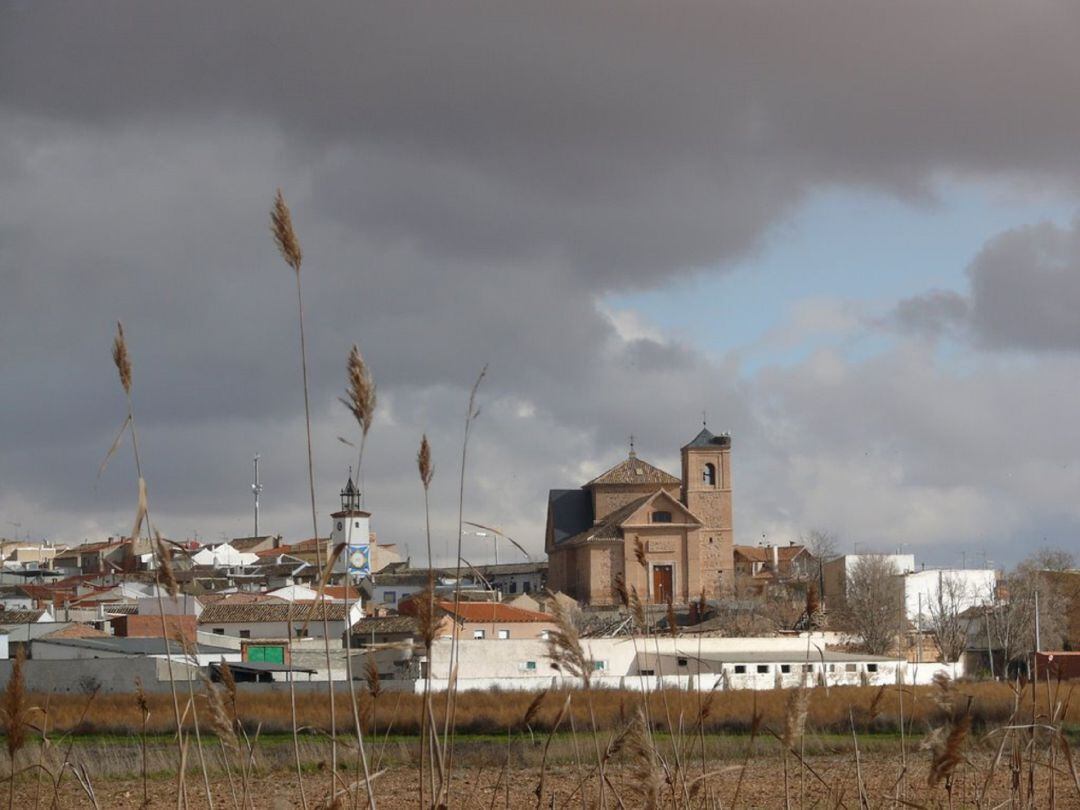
[415, 635, 960, 693]
[903, 569, 995, 622]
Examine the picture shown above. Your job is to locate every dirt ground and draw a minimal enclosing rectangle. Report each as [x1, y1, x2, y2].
[15, 751, 1080, 809]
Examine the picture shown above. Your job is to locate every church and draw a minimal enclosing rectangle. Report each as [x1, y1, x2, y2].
[544, 428, 733, 605]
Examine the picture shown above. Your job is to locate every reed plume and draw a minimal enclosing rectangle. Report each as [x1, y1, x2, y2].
[521, 689, 548, 731]
[270, 188, 302, 273]
[218, 662, 238, 721]
[629, 586, 646, 632]
[928, 706, 971, 787]
[201, 675, 240, 760]
[623, 706, 660, 809]
[153, 531, 178, 599]
[112, 321, 132, 395]
[545, 592, 591, 686]
[364, 660, 382, 701]
[343, 344, 376, 440]
[634, 537, 647, 568]
[2, 648, 29, 801]
[418, 434, 434, 490]
[612, 572, 629, 608]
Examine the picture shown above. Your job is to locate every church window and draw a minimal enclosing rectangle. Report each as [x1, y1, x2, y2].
[703, 463, 716, 486]
[336, 521, 344, 532]
[651, 511, 672, 524]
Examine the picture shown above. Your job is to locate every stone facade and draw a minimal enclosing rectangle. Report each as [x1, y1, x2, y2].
[545, 428, 734, 605]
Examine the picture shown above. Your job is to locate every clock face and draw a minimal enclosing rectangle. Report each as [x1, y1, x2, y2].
[348, 547, 369, 571]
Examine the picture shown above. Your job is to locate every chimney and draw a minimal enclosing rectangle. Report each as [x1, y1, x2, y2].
[771, 545, 779, 571]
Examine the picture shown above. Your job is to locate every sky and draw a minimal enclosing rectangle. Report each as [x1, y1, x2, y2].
[3, 2, 1080, 570]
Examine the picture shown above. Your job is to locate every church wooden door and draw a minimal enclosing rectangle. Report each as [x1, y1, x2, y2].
[652, 565, 673, 604]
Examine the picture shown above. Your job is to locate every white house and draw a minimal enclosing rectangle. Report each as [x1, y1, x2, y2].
[902, 568, 996, 623]
[197, 601, 363, 641]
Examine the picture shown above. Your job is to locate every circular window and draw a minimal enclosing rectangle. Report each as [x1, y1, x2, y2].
[336, 521, 343, 531]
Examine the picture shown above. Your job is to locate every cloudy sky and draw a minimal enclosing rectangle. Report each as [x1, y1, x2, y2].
[3, 2, 1080, 569]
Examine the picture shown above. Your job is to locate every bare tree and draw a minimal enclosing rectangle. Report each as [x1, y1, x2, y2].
[801, 529, 838, 594]
[983, 550, 1069, 673]
[925, 572, 971, 663]
[840, 555, 901, 655]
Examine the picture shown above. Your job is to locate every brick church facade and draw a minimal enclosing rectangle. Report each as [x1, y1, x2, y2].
[544, 428, 734, 605]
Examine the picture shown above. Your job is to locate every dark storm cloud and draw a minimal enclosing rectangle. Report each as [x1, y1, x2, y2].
[4, 2, 1080, 561]
[891, 219, 1080, 352]
[968, 220, 1080, 351]
[5, 2, 1080, 280]
[890, 290, 970, 340]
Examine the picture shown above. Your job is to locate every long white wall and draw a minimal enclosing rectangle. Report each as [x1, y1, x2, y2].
[415, 636, 962, 693]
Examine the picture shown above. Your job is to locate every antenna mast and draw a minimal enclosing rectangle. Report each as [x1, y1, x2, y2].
[252, 454, 264, 538]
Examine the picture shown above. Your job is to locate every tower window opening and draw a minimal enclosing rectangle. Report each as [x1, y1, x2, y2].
[703, 463, 716, 486]
[651, 511, 672, 524]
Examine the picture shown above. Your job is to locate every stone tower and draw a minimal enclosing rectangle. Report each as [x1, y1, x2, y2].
[680, 427, 734, 592]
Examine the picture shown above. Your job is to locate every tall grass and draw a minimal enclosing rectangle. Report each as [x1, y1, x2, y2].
[271, 188, 344, 808]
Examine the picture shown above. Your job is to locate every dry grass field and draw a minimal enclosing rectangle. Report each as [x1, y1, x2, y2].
[3, 680, 1079, 808]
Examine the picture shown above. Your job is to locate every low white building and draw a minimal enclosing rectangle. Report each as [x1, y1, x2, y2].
[416, 634, 962, 693]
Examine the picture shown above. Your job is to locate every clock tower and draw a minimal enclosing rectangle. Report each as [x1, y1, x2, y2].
[330, 473, 371, 577]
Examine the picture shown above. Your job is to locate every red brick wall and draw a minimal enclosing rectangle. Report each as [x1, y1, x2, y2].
[111, 614, 198, 643]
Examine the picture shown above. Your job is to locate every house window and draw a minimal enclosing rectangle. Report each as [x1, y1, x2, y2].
[509, 582, 517, 594]
[703, 463, 716, 486]
[780, 664, 791, 674]
[734, 665, 746, 674]
[497, 629, 510, 640]
[295, 628, 304, 638]
[651, 511, 672, 524]
[354, 521, 361, 528]
[473, 630, 485, 639]
[845, 664, 858, 673]
[523, 582, 531, 593]
[239, 630, 251, 639]
[592, 660, 606, 671]
[336, 521, 343, 532]
[212, 628, 225, 636]
[802, 664, 814, 673]
[677, 658, 688, 667]
[383, 591, 397, 604]
[519, 660, 537, 671]
[867, 663, 878, 673]
[640, 669, 655, 676]
[756, 665, 769, 674]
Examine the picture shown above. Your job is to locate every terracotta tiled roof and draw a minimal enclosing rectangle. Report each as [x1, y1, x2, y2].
[198, 601, 348, 624]
[350, 616, 418, 635]
[230, 536, 280, 551]
[0, 609, 47, 624]
[198, 593, 286, 605]
[41, 623, 109, 639]
[435, 600, 552, 624]
[586, 455, 681, 487]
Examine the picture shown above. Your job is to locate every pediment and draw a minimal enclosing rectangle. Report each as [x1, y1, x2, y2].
[619, 489, 702, 528]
